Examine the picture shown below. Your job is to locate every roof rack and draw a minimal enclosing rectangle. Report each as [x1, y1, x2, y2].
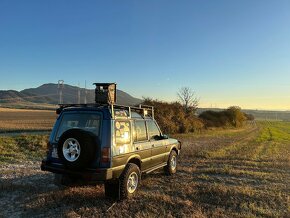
[138, 104, 154, 119]
[56, 103, 154, 119]
[56, 103, 104, 114]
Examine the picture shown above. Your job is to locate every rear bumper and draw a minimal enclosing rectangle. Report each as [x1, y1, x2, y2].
[41, 159, 113, 181]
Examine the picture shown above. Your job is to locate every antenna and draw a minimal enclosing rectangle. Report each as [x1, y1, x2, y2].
[58, 80, 64, 104]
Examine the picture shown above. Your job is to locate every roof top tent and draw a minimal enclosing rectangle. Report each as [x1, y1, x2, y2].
[93, 83, 117, 105]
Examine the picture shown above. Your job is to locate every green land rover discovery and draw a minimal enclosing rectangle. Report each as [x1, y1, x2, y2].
[41, 83, 181, 199]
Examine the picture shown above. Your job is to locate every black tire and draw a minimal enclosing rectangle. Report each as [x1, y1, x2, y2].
[164, 151, 177, 175]
[104, 180, 119, 199]
[57, 129, 99, 170]
[119, 163, 141, 200]
[54, 174, 78, 187]
[54, 174, 63, 187]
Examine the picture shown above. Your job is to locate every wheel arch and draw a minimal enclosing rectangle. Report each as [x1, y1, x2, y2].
[170, 144, 180, 156]
[171, 147, 178, 155]
[126, 155, 142, 170]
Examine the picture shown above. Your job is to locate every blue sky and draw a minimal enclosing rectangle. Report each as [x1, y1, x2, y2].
[0, 0, 290, 110]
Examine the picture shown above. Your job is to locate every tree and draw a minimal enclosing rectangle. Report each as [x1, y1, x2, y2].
[141, 98, 204, 134]
[177, 87, 199, 113]
[227, 106, 246, 127]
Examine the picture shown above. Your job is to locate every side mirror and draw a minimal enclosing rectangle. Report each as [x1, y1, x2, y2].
[161, 134, 169, 139]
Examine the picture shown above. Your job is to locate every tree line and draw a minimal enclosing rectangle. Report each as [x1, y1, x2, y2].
[142, 87, 254, 134]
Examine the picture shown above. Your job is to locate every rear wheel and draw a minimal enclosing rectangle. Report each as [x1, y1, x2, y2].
[104, 181, 119, 199]
[119, 163, 141, 200]
[164, 151, 177, 175]
[54, 174, 78, 187]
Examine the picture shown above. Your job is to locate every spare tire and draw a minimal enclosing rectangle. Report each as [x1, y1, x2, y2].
[57, 129, 99, 170]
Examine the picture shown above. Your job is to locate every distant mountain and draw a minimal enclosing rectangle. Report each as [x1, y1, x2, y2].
[0, 83, 142, 107]
[0, 89, 54, 104]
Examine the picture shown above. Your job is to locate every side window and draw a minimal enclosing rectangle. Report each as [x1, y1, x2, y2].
[147, 120, 161, 140]
[133, 120, 148, 142]
[115, 120, 131, 145]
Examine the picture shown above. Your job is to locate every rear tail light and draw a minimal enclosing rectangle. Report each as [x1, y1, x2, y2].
[101, 147, 111, 163]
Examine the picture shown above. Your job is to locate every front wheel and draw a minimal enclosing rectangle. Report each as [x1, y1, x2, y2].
[164, 151, 177, 175]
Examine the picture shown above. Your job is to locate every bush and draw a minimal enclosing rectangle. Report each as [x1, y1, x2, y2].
[199, 110, 232, 128]
[141, 98, 204, 134]
[199, 106, 248, 128]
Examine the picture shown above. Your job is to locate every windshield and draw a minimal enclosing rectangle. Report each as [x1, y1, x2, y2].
[55, 112, 101, 141]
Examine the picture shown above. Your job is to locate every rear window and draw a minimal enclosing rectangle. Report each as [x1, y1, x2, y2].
[56, 113, 101, 141]
[115, 120, 131, 145]
[133, 120, 148, 142]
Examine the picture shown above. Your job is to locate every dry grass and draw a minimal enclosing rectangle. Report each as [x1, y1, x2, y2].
[0, 107, 56, 131]
[0, 121, 289, 217]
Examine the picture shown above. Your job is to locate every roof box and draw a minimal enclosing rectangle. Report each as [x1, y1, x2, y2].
[93, 83, 117, 105]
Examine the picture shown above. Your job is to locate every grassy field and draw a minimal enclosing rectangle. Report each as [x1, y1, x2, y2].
[0, 135, 48, 164]
[0, 107, 56, 132]
[0, 121, 289, 217]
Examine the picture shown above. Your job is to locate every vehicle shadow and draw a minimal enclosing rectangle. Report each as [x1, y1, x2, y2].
[0, 172, 115, 217]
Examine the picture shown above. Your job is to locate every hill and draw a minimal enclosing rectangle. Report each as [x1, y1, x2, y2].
[0, 83, 142, 107]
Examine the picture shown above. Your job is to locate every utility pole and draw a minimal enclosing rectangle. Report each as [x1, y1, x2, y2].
[77, 82, 81, 104]
[84, 80, 87, 104]
[58, 80, 64, 104]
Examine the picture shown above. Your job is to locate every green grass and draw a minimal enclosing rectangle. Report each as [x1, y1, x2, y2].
[184, 121, 290, 217]
[256, 121, 290, 142]
[0, 135, 48, 164]
[173, 124, 252, 139]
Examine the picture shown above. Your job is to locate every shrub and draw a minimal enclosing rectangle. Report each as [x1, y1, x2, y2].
[141, 98, 204, 134]
[199, 106, 248, 128]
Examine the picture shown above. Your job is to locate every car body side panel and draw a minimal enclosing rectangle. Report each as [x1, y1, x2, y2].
[164, 138, 180, 161]
[151, 139, 166, 166]
[112, 144, 152, 171]
[112, 119, 154, 171]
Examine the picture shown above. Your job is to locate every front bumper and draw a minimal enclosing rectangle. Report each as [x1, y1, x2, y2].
[41, 159, 113, 181]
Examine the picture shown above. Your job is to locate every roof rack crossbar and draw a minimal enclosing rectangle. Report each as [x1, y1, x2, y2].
[57, 103, 154, 119]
